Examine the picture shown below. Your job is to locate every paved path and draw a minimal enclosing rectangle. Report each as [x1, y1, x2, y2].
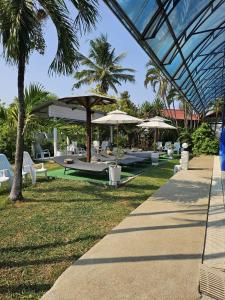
[200, 156, 225, 300]
[43, 156, 213, 300]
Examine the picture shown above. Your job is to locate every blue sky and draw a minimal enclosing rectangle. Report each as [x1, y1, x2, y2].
[0, 0, 154, 106]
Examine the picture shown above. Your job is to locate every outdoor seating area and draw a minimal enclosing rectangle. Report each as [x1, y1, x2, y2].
[1, 1, 225, 299]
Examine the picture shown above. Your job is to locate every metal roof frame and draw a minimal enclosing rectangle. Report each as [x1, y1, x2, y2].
[104, 0, 225, 113]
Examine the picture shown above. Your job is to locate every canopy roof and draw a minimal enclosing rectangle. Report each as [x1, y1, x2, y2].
[32, 100, 105, 123]
[58, 94, 116, 108]
[104, 0, 225, 113]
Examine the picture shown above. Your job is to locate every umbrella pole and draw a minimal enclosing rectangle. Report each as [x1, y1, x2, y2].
[154, 128, 157, 151]
[86, 106, 92, 162]
[116, 123, 119, 166]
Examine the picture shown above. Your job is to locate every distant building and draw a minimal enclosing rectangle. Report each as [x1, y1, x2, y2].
[162, 109, 200, 121]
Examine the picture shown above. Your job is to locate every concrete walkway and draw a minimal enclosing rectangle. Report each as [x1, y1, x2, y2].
[43, 156, 213, 300]
[200, 156, 225, 300]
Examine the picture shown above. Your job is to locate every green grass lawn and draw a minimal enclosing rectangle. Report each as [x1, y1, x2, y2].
[0, 159, 178, 299]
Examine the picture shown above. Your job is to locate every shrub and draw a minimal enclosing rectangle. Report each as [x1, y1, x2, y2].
[192, 123, 219, 155]
[0, 123, 16, 162]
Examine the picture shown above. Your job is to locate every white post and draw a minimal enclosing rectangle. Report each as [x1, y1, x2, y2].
[110, 126, 113, 143]
[53, 127, 58, 157]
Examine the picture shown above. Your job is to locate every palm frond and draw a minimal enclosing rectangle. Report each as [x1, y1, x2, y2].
[71, 0, 99, 34]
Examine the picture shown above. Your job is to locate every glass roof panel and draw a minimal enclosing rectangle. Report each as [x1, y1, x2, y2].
[117, 0, 158, 33]
[104, 0, 225, 113]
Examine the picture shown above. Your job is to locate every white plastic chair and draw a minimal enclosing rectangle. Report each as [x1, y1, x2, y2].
[101, 141, 109, 152]
[93, 140, 100, 154]
[34, 143, 50, 159]
[69, 141, 86, 156]
[174, 142, 181, 154]
[163, 141, 172, 151]
[0, 154, 13, 188]
[156, 141, 163, 151]
[23, 151, 47, 184]
[0, 154, 28, 189]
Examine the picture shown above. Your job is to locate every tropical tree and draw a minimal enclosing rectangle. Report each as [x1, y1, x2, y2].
[73, 34, 135, 93]
[118, 91, 138, 116]
[0, 0, 98, 200]
[212, 98, 223, 132]
[139, 98, 164, 119]
[144, 61, 172, 118]
[9, 84, 56, 135]
[139, 101, 154, 119]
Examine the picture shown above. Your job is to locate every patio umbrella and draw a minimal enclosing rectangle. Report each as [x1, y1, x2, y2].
[144, 116, 170, 122]
[58, 94, 116, 162]
[92, 110, 142, 164]
[138, 119, 176, 151]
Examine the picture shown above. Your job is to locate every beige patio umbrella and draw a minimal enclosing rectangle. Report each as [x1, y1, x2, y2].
[138, 118, 176, 151]
[143, 116, 170, 122]
[58, 94, 116, 162]
[92, 110, 142, 164]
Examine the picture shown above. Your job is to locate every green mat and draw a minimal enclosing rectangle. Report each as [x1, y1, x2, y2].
[47, 157, 170, 185]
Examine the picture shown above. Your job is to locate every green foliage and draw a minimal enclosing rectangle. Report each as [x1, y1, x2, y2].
[192, 123, 219, 155]
[118, 91, 138, 116]
[0, 0, 98, 74]
[0, 84, 57, 160]
[178, 129, 193, 147]
[73, 34, 135, 93]
[0, 122, 17, 161]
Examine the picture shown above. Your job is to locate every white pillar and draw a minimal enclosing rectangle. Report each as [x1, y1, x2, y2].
[110, 126, 113, 143]
[53, 127, 58, 157]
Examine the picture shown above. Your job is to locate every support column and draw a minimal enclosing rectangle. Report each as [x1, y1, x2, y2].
[86, 107, 92, 162]
[110, 126, 113, 143]
[53, 127, 58, 157]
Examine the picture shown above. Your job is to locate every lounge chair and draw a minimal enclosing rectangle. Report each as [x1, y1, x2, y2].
[126, 151, 152, 159]
[54, 156, 109, 174]
[0, 154, 28, 189]
[93, 153, 146, 165]
[23, 151, 47, 184]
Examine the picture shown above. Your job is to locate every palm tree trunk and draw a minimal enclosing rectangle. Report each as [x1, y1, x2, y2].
[9, 54, 26, 201]
[184, 101, 188, 129]
[172, 99, 179, 133]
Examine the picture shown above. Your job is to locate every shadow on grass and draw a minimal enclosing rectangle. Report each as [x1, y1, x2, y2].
[0, 283, 52, 295]
[0, 254, 80, 268]
[0, 234, 104, 253]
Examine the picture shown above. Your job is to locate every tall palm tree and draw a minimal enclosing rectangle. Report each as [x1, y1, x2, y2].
[73, 34, 135, 93]
[144, 60, 172, 118]
[0, 0, 98, 201]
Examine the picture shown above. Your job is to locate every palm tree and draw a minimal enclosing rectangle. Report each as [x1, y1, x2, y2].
[144, 60, 172, 118]
[9, 84, 56, 133]
[0, 1, 98, 201]
[73, 34, 135, 93]
[212, 98, 223, 133]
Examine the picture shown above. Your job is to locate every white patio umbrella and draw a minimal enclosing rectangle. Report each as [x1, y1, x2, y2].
[93, 110, 142, 125]
[144, 116, 170, 122]
[138, 119, 176, 151]
[92, 110, 142, 163]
